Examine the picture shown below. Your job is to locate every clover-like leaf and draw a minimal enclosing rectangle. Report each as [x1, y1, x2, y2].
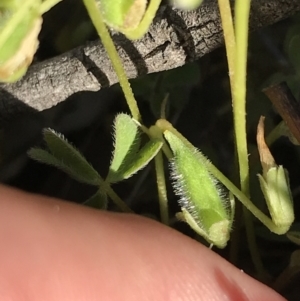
[28, 128, 101, 186]
[164, 130, 232, 248]
[107, 113, 163, 183]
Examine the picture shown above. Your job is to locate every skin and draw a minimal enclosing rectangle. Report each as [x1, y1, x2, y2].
[0, 184, 286, 301]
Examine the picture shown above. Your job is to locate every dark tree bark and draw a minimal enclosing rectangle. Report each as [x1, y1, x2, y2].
[0, 0, 300, 123]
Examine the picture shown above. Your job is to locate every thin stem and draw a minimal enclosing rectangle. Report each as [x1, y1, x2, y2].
[154, 151, 169, 225]
[234, 0, 267, 279]
[82, 0, 141, 121]
[100, 179, 133, 213]
[217, 0, 236, 90]
[266, 121, 285, 146]
[39, 0, 63, 14]
[217, 0, 241, 261]
[233, 0, 251, 196]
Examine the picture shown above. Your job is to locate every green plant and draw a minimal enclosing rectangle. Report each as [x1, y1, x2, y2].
[1, 0, 296, 279]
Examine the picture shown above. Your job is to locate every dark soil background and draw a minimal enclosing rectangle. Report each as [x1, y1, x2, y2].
[1, 1, 300, 300]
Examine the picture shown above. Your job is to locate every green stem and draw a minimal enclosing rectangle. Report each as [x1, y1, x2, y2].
[82, 0, 141, 121]
[266, 121, 286, 145]
[218, 0, 240, 263]
[100, 179, 133, 213]
[40, 0, 63, 14]
[217, 0, 236, 90]
[234, 0, 268, 280]
[233, 0, 250, 196]
[154, 151, 169, 225]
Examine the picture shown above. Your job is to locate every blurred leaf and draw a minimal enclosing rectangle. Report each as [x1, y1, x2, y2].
[162, 63, 200, 89]
[0, 0, 42, 82]
[285, 24, 300, 72]
[83, 190, 108, 209]
[28, 128, 101, 185]
[287, 231, 300, 246]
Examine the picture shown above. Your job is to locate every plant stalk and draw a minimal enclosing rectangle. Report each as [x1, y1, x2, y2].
[154, 151, 169, 225]
[82, 0, 141, 121]
[101, 179, 134, 213]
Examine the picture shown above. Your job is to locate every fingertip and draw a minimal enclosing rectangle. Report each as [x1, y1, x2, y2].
[0, 185, 287, 301]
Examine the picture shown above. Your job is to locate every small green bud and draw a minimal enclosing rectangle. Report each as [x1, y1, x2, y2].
[257, 117, 294, 233]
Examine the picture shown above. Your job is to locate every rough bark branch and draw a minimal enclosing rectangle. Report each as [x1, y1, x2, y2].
[0, 0, 300, 123]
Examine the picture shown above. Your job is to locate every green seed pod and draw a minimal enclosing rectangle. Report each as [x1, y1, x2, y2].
[164, 130, 233, 248]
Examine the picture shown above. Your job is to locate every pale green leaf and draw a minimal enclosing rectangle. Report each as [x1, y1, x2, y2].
[121, 138, 163, 180]
[107, 113, 141, 182]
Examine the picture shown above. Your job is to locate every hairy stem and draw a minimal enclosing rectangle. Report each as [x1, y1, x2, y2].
[155, 151, 169, 225]
[101, 179, 133, 213]
[82, 0, 141, 121]
[217, 0, 236, 89]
